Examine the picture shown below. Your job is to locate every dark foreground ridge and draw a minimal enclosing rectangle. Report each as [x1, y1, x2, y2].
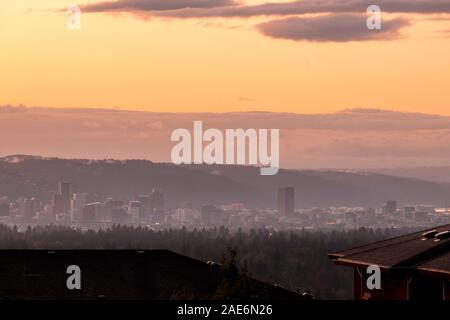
[0, 249, 306, 300]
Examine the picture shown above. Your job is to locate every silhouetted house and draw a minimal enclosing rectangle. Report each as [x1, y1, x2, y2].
[329, 224, 450, 300]
[0, 250, 306, 300]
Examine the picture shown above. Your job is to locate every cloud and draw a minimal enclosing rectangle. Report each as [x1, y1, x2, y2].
[75, 0, 450, 42]
[0, 105, 27, 113]
[237, 96, 255, 102]
[81, 0, 450, 18]
[441, 29, 450, 37]
[257, 14, 409, 42]
[3, 106, 450, 169]
[81, 0, 238, 13]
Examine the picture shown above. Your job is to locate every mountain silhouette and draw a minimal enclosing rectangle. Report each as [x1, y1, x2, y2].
[1, 155, 449, 208]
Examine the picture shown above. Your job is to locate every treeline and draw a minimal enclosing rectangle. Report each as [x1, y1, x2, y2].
[0, 224, 409, 299]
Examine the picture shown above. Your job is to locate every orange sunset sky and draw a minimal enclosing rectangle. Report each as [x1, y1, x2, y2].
[1, 0, 450, 114]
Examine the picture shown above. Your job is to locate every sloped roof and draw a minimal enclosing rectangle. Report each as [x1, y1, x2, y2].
[329, 224, 450, 277]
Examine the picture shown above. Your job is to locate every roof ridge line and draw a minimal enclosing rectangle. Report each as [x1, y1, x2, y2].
[392, 239, 450, 269]
[333, 224, 450, 258]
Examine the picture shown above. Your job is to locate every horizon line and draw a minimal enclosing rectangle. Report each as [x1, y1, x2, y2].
[0, 105, 447, 117]
[2, 154, 450, 173]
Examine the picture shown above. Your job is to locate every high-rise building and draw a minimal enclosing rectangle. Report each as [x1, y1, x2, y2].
[70, 193, 88, 222]
[151, 189, 165, 221]
[82, 202, 101, 222]
[403, 206, 415, 219]
[111, 207, 127, 224]
[59, 182, 72, 212]
[135, 195, 152, 221]
[128, 201, 143, 223]
[201, 205, 222, 226]
[106, 199, 127, 224]
[23, 198, 40, 221]
[72, 193, 88, 210]
[277, 187, 294, 216]
[52, 193, 64, 215]
[383, 200, 398, 215]
[105, 199, 123, 209]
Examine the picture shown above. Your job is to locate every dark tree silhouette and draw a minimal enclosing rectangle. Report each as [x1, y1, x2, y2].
[0, 224, 408, 299]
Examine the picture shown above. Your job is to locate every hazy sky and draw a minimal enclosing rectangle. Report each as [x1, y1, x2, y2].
[3, 106, 450, 169]
[1, 0, 450, 114]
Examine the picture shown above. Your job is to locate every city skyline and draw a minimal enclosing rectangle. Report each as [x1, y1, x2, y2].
[3, 177, 449, 232]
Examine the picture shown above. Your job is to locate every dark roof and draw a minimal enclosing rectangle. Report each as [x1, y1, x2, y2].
[329, 224, 450, 277]
[419, 250, 450, 275]
[0, 249, 304, 300]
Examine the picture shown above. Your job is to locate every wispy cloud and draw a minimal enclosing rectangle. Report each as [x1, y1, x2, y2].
[81, 0, 238, 13]
[257, 14, 409, 42]
[75, 0, 450, 42]
[441, 29, 450, 37]
[81, 0, 450, 17]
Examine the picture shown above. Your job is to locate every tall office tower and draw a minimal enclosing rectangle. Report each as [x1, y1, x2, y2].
[52, 193, 64, 215]
[277, 187, 295, 216]
[403, 206, 415, 219]
[111, 208, 127, 224]
[82, 202, 100, 222]
[383, 200, 398, 215]
[72, 193, 88, 210]
[23, 198, 40, 221]
[200, 205, 222, 226]
[105, 199, 127, 223]
[135, 195, 152, 221]
[59, 182, 72, 213]
[106, 199, 123, 210]
[128, 201, 143, 223]
[152, 189, 164, 220]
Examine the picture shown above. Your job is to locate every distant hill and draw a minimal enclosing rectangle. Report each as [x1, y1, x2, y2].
[1, 155, 450, 208]
[368, 167, 450, 184]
